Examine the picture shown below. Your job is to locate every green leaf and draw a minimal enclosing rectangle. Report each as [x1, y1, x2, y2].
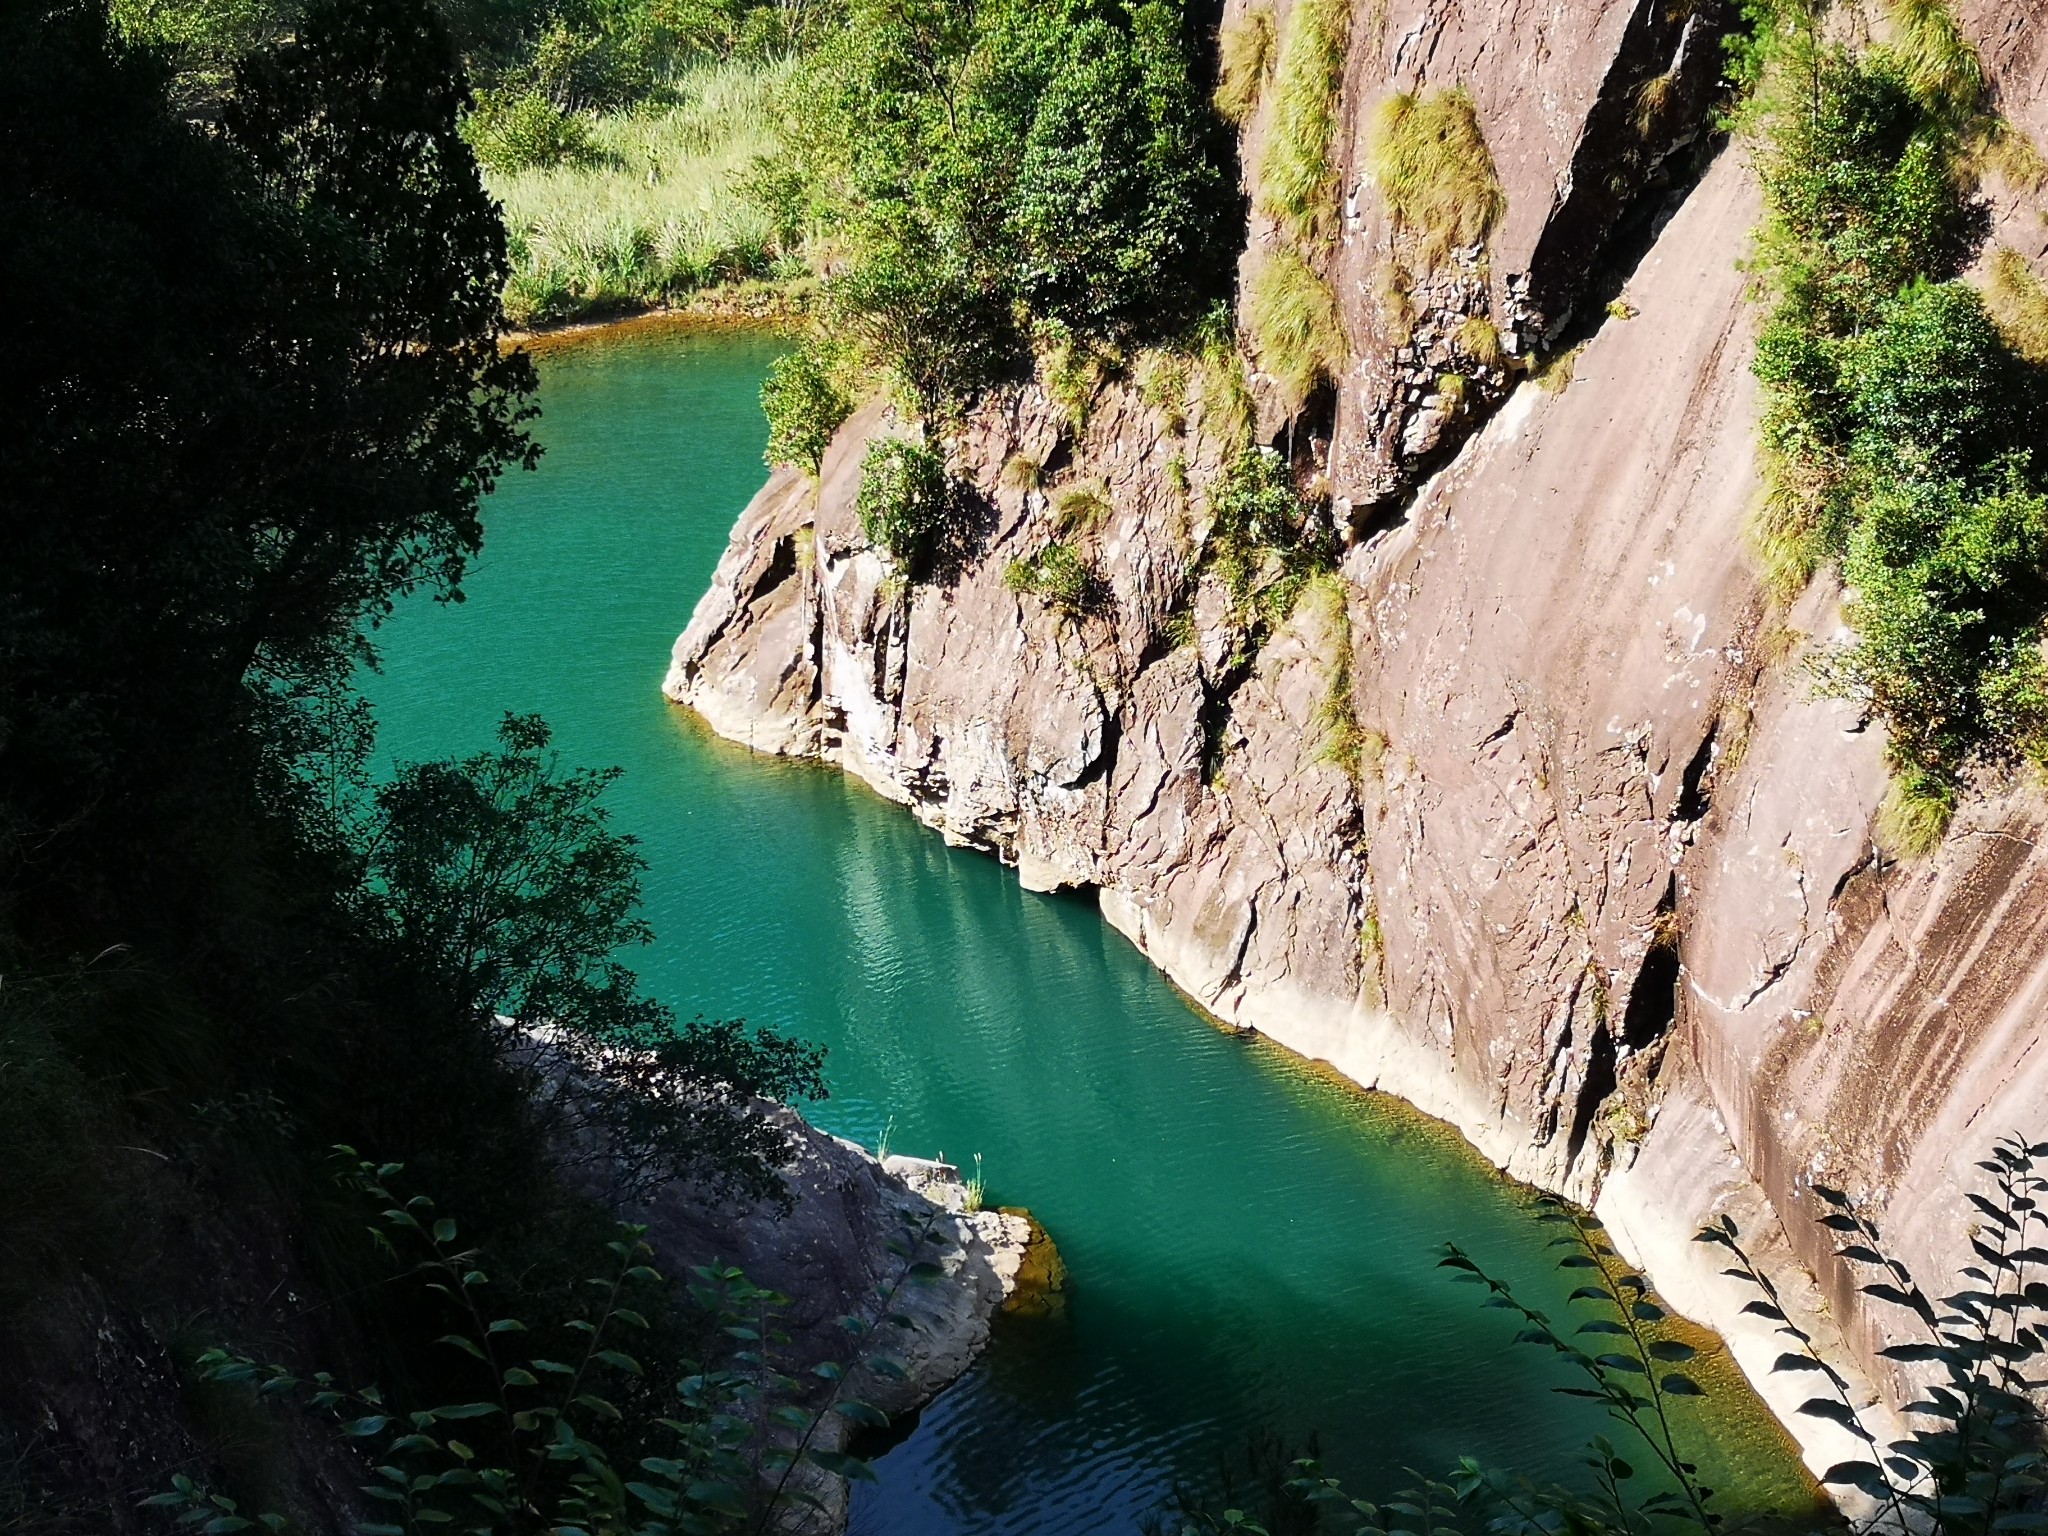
[345, 1416, 390, 1438]
[835, 1400, 890, 1429]
[502, 1368, 538, 1388]
[432, 1218, 458, 1245]
[593, 1349, 643, 1375]
[436, 1335, 486, 1361]
[806, 1449, 879, 1483]
[1648, 1340, 1697, 1362]
[486, 1318, 526, 1335]
[428, 1403, 502, 1421]
[1661, 1374, 1705, 1396]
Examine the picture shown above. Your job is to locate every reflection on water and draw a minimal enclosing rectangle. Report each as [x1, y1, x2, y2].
[366, 325, 1818, 1535]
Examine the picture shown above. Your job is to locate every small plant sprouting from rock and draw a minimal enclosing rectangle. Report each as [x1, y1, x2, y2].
[1301, 573, 1364, 778]
[1005, 542, 1101, 618]
[1053, 481, 1115, 537]
[1453, 314, 1505, 368]
[1139, 350, 1193, 436]
[964, 1154, 986, 1215]
[1001, 452, 1045, 493]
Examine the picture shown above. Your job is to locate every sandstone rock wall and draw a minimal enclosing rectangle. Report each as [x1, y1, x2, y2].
[665, 0, 2048, 1493]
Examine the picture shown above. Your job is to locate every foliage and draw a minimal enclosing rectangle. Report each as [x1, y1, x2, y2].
[762, 336, 855, 476]
[365, 714, 827, 1204]
[1256, 0, 1351, 244]
[1175, 1126, 2048, 1536]
[1170, 1197, 1722, 1536]
[856, 437, 953, 573]
[1215, 3, 1276, 126]
[168, 1154, 953, 1533]
[781, 0, 1235, 418]
[1739, 11, 2048, 831]
[465, 86, 601, 175]
[489, 57, 800, 326]
[1247, 246, 1346, 414]
[1365, 88, 1506, 267]
[1205, 449, 1335, 641]
[1005, 541, 1102, 617]
[1697, 1134, 2048, 1535]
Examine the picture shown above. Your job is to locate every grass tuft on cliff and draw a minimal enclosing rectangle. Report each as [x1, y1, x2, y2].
[1214, 3, 1275, 126]
[1246, 245, 1345, 413]
[1365, 87, 1506, 267]
[1986, 247, 2048, 366]
[1255, 0, 1351, 244]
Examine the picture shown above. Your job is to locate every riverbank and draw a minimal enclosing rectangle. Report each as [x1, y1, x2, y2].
[502, 280, 808, 356]
[369, 327, 1819, 1530]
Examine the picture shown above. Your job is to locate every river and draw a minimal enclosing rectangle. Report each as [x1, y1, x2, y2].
[365, 321, 1817, 1535]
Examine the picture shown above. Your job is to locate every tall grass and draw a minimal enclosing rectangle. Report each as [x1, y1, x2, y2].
[1214, 4, 1276, 125]
[1246, 245, 1345, 411]
[488, 57, 802, 326]
[1255, 0, 1352, 244]
[1365, 87, 1506, 266]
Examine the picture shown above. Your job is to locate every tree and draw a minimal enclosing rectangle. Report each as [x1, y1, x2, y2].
[366, 715, 826, 1201]
[0, 0, 535, 906]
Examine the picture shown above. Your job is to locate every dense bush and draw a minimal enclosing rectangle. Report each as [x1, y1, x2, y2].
[1744, 6, 2048, 840]
[463, 85, 599, 173]
[856, 437, 953, 572]
[789, 0, 1237, 419]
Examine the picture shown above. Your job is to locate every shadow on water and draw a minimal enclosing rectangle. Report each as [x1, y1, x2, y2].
[364, 325, 1820, 1536]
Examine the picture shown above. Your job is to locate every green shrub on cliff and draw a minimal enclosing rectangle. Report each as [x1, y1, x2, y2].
[856, 437, 953, 572]
[1743, 3, 2048, 841]
[762, 336, 855, 477]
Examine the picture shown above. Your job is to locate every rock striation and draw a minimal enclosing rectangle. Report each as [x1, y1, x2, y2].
[666, 0, 2048, 1497]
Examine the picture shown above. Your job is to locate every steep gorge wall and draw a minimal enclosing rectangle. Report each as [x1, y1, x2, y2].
[667, 0, 2048, 1490]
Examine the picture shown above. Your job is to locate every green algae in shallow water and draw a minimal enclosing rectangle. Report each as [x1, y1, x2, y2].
[362, 324, 1822, 1536]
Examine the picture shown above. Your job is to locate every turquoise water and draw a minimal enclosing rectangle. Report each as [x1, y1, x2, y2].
[365, 323, 1813, 1534]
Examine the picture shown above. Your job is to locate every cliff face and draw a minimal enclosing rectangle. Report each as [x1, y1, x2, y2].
[666, 0, 2048, 1490]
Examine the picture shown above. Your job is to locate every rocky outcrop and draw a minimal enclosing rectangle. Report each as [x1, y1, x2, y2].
[666, 0, 2048, 1499]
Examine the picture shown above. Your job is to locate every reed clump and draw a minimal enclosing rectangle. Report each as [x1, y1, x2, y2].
[489, 57, 801, 326]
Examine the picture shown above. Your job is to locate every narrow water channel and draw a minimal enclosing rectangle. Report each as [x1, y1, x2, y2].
[365, 323, 1817, 1535]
